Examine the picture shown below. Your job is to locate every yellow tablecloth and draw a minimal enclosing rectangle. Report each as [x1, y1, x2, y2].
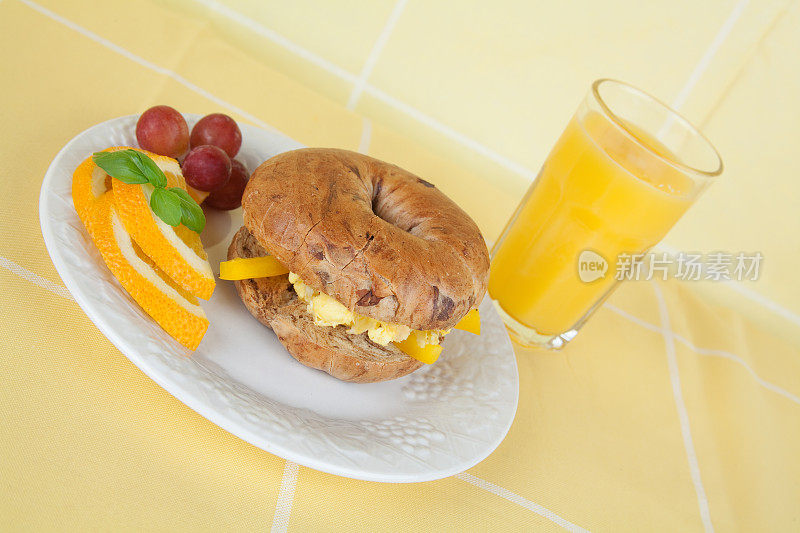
[2, 0, 799, 530]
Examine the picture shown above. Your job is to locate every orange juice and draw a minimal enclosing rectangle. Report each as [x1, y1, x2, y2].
[489, 111, 698, 341]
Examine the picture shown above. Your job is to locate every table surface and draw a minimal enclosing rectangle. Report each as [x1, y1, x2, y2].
[2, 0, 799, 531]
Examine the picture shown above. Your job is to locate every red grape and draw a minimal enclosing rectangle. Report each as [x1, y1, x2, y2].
[190, 113, 242, 158]
[135, 105, 189, 159]
[205, 159, 249, 210]
[182, 145, 231, 192]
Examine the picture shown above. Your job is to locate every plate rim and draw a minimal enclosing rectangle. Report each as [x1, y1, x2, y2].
[39, 114, 519, 483]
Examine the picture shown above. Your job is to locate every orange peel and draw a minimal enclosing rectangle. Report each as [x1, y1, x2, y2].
[87, 192, 209, 350]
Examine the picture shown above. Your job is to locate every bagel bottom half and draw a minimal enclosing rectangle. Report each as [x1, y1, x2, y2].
[228, 226, 423, 383]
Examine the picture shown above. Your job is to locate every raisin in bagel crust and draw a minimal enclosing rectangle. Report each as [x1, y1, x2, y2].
[242, 148, 490, 332]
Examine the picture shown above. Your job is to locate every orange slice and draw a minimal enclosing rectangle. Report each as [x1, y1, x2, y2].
[110, 148, 215, 300]
[73, 146, 175, 228]
[88, 191, 209, 350]
[187, 186, 209, 205]
[72, 147, 123, 230]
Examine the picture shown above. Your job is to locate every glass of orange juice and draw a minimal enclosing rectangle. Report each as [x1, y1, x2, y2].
[489, 79, 723, 349]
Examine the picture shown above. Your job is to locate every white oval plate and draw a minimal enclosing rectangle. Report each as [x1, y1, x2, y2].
[39, 114, 519, 482]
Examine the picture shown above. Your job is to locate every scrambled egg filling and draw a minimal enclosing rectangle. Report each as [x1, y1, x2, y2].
[288, 272, 449, 346]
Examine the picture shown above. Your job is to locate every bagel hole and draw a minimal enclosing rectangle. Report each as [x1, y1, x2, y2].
[370, 177, 383, 213]
[370, 178, 423, 236]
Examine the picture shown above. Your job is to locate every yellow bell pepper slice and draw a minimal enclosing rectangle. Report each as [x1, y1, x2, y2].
[394, 309, 480, 364]
[219, 256, 289, 280]
[394, 335, 443, 365]
[454, 309, 480, 335]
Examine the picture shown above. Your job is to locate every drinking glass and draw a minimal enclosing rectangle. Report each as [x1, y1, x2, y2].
[488, 79, 723, 348]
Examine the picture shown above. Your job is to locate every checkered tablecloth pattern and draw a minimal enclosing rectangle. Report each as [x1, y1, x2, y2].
[2, 0, 799, 530]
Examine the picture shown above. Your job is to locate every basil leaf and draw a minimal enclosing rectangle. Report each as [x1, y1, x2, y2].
[168, 187, 196, 205]
[180, 203, 206, 234]
[150, 188, 182, 226]
[92, 151, 149, 184]
[168, 187, 206, 233]
[130, 150, 167, 188]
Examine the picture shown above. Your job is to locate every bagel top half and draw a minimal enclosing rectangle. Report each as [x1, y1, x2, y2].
[241, 148, 490, 331]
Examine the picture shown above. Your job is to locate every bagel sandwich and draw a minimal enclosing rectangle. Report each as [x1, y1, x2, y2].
[226, 148, 490, 383]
